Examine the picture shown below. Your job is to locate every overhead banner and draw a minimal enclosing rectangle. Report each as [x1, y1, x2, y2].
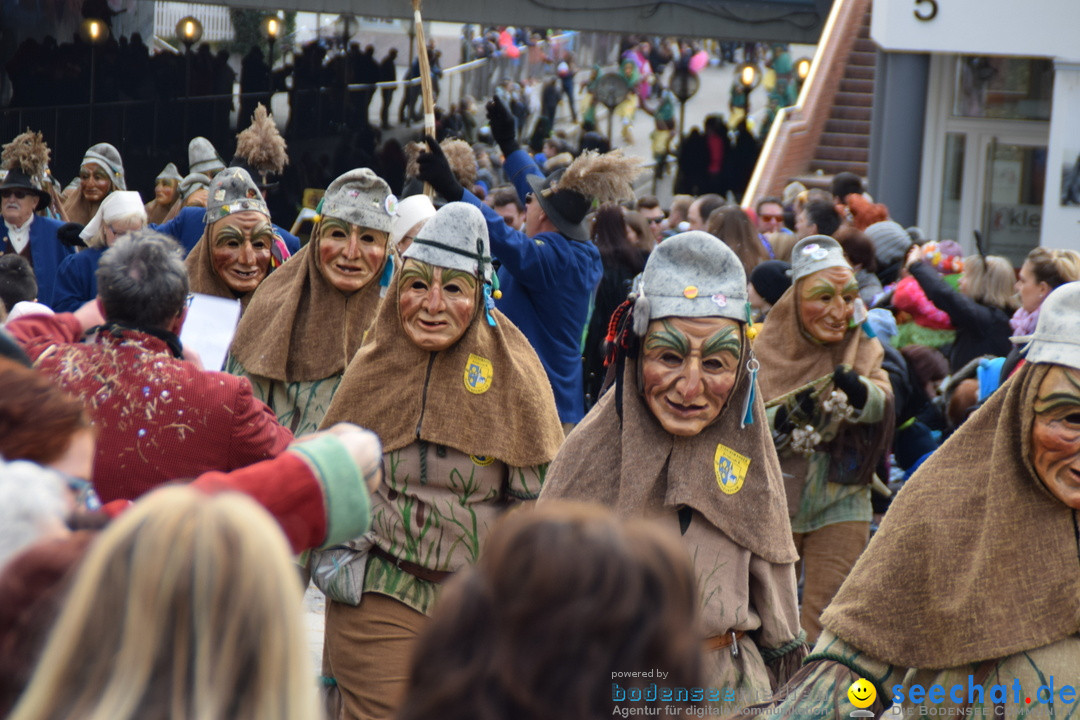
[871, 0, 1080, 61]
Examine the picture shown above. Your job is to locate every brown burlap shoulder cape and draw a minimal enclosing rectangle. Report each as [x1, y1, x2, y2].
[319, 279, 563, 468]
[541, 352, 799, 564]
[229, 243, 382, 382]
[754, 285, 887, 401]
[184, 229, 257, 310]
[822, 362, 1080, 669]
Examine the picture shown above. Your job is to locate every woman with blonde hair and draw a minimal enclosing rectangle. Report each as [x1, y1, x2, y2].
[905, 248, 1018, 372]
[9, 485, 319, 720]
[52, 191, 146, 312]
[1011, 246, 1080, 336]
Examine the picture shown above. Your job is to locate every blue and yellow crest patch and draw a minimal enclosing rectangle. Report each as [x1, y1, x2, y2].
[713, 443, 750, 495]
[464, 353, 493, 394]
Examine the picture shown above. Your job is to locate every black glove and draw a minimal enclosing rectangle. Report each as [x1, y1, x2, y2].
[415, 135, 464, 202]
[833, 366, 868, 410]
[57, 222, 86, 247]
[486, 96, 519, 157]
[773, 405, 794, 435]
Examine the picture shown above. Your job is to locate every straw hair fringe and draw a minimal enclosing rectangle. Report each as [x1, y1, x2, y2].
[441, 139, 477, 187]
[235, 104, 288, 176]
[1, 129, 50, 177]
[8, 486, 317, 720]
[406, 139, 477, 187]
[553, 149, 641, 203]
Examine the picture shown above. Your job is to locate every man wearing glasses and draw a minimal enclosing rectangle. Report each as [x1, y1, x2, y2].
[636, 195, 667, 244]
[0, 155, 69, 308]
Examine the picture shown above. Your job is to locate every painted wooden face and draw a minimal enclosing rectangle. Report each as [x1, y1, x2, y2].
[316, 217, 388, 294]
[210, 210, 273, 294]
[397, 258, 477, 352]
[79, 163, 113, 203]
[797, 266, 858, 344]
[641, 317, 742, 436]
[1032, 365, 1080, 509]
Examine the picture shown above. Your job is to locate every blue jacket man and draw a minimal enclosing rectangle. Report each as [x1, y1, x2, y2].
[417, 100, 640, 424]
[0, 167, 70, 308]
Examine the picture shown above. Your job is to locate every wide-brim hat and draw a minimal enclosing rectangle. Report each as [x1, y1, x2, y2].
[1011, 281, 1080, 371]
[0, 169, 49, 212]
[526, 172, 590, 242]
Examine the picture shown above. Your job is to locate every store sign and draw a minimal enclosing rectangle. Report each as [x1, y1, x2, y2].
[871, 0, 1080, 60]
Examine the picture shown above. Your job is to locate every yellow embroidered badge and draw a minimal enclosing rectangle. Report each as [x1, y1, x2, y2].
[713, 443, 750, 495]
[464, 353, 493, 394]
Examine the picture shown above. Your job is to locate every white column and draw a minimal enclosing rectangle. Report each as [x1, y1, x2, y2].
[1041, 59, 1080, 252]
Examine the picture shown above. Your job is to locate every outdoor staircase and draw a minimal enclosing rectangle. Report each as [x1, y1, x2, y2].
[807, 7, 876, 178]
[742, 0, 877, 203]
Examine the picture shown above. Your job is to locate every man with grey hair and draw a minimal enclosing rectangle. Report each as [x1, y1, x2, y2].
[7, 229, 292, 503]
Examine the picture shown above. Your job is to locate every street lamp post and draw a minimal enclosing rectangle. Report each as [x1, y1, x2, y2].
[736, 61, 761, 116]
[176, 16, 204, 141]
[795, 56, 813, 93]
[263, 15, 281, 106]
[80, 18, 109, 144]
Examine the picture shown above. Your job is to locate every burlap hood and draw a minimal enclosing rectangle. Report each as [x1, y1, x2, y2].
[184, 228, 258, 309]
[229, 240, 385, 382]
[318, 279, 563, 468]
[822, 362, 1080, 669]
[541, 352, 799, 564]
[755, 284, 886, 401]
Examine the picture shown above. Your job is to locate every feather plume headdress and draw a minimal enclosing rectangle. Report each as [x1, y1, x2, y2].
[1, 129, 51, 182]
[234, 104, 288, 184]
[406, 138, 477, 188]
[549, 149, 640, 204]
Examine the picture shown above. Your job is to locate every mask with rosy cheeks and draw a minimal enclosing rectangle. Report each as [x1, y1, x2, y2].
[641, 317, 742, 436]
[1031, 366, 1080, 509]
[210, 210, 274, 294]
[154, 180, 178, 206]
[79, 165, 113, 203]
[316, 218, 389, 294]
[398, 259, 478, 351]
[797, 266, 858, 344]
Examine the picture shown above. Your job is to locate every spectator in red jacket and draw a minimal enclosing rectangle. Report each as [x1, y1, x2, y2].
[7, 229, 293, 503]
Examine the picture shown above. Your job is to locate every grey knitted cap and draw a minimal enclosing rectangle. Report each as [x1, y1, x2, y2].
[789, 235, 851, 283]
[81, 143, 126, 191]
[1011, 281, 1080, 371]
[156, 162, 182, 183]
[320, 169, 394, 234]
[865, 220, 912, 267]
[179, 172, 211, 201]
[204, 167, 269, 225]
[188, 136, 226, 176]
[404, 202, 492, 283]
[632, 230, 747, 335]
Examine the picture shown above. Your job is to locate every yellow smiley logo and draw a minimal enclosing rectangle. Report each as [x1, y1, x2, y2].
[847, 678, 877, 709]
